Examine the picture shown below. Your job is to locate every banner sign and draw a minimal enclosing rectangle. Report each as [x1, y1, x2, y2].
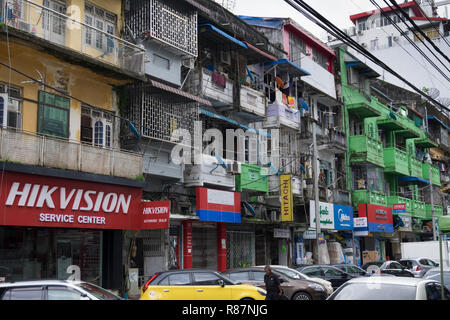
[274, 228, 290, 238]
[141, 200, 170, 229]
[310, 200, 354, 230]
[393, 203, 406, 214]
[0, 171, 146, 230]
[280, 174, 293, 222]
[358, 204, 393, 233]
[196, 187, 241, 223]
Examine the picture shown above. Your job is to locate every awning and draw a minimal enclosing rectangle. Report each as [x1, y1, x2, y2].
[244, 41, 277, 63]
[200, 108, 271, 137]
[398, 176, 430, 184]
[147, 79, 212, 106]
[199, 24, 247, 49]
[428, 115, 450, 131]
[395, 129, 420, 139]
[264, 59, 311, 77]
[344, 52, 380, 79]
[439, 216, 450, 233]
[414, 137, 438, 148]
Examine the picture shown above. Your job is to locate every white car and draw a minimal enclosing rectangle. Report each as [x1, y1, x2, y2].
[327, 276, 450, 300]
[255, 265, 334, 295]
[0, 280, 122, 300]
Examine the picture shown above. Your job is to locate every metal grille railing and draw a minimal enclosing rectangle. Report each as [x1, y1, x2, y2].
[0, 127, 143, 179]
[125, 0, 197, 57]
[2, 0, 145, 75]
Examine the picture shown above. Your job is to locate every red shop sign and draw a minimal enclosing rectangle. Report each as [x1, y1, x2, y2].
[0, 171, 146, 230]
[140, 200, 170, 229]
[358, 203, 393, 225]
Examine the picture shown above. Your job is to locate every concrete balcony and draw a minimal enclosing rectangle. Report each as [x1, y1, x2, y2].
[264, 99, 300, 130]
[387, 196, 412, 215]
[352, 189, 387, 209]
[383, 147, 409, 176]
[425, 204, 444, 219]
[349, 135, 384, 167]
[422, 163, 441, 186]
[0, 128, 143, 180]
[409, 157, 423, 178]
[239, 85, 266, 119]
[186, 68, 234, 107]
[1, 0, 145, 77]
[183, 154, 235, 189]
[318, 129, 347, 154]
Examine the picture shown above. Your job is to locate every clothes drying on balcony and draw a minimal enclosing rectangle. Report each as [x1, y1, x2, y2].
[212, 72, 226, 88]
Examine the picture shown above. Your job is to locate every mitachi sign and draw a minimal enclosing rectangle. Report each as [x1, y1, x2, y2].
[0, 171, 169, 230]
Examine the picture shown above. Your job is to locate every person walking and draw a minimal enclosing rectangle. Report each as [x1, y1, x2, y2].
[263, 266, 283, 300]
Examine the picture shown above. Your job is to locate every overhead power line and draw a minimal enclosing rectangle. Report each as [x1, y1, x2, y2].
[283, 0, 450, 114]
[412, 0, 450, 47]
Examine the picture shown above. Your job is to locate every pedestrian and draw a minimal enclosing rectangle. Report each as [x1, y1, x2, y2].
[263, 266, 283, 300]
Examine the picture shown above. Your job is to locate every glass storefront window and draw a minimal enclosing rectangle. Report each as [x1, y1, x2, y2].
[0, 227, 102, 285]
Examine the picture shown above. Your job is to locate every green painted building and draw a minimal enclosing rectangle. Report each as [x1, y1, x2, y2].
[337, 48, 442, 222]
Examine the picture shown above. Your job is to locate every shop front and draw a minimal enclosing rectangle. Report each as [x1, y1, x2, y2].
[357, 204, 394, 262]
[0, 169, 147, 292]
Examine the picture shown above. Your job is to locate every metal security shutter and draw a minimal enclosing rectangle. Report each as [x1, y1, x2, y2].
[192, 227, 217, 270]
[226, 231, 255, 269]
[141, 230, 165, 257]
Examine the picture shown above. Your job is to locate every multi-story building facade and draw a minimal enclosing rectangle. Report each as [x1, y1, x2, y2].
[0, 0, 146, 293]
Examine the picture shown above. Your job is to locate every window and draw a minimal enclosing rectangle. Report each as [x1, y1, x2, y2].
[388, 36, 393, 48]
[154, 54, 170, 70]
[84, 3, 116, 52]
[227, 272, 250, 281]
[312, 49, 328, 70]
[0, 83, 22, 129]
[330, 283, 417, 300]
[47, 286, 84, 300]
[425, 283, 449, 300]
[253, 271, 266, 282]
[274, 268, 303, 280]
[370, 39, 379, 50]
[167, 273, 191, 286]
[38, 91, 70, 138]
[323, 267, 344, 277]
[389, 262, 403, 270]
[289, 33, 306, 65]
[81, 106, 113, 148]
[2, 287, 44, 300]
[302, 267, 323, 277]
[419, 259, 437, 267]
[193, 272, 223, 286]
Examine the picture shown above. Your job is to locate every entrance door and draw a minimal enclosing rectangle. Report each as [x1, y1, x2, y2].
[192, 227, 218, 270]
[42, 0, 66, 45]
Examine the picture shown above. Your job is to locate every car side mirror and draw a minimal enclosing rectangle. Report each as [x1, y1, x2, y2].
[279, 278, 286, 283]
[342, 273, 348, 278]
[218, 280, 225, 287]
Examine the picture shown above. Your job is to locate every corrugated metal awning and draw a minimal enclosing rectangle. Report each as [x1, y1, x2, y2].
[148, 79, 212, 106]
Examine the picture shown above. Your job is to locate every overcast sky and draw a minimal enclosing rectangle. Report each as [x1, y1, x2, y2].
[233, 0, 449, 41]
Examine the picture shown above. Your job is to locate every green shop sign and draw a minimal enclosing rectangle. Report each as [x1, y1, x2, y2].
[235, 164, 268, 193]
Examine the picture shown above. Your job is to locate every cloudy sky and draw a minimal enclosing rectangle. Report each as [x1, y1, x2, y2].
[233, 0, 449, 41]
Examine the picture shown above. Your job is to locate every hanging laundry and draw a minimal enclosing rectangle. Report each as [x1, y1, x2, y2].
[212, 72, 226, 88]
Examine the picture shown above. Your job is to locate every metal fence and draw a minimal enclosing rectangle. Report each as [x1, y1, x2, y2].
[2, 0, 145, 75]
[0, 127, 143, 179]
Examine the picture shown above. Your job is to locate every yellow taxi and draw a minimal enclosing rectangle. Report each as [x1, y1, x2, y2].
[139, 270, 267, 300]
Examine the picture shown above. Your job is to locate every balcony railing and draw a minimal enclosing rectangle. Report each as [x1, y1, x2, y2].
[186, 68, 234, 106]
[409, 157, 423, 178]
[383, 147, 409, 176]
[412, 200, 426, 219]
[2, 0, 145, 76]
[348, 135, 384, 167]
[422, 163, 441, 186]
[425, 204, 444, 219]
[352, 189, 387, 209]
[239, 85, 266, 118]
[0, 127, 143, 180]
[387, 195, 412, 214]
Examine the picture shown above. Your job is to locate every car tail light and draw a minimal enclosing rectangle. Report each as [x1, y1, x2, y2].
[416, 265, 421, 271]
[143, 273, 159, 293]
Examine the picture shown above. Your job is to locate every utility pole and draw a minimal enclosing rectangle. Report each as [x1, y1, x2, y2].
[430, 166, 437, 241]
[312, 100, 322, 264]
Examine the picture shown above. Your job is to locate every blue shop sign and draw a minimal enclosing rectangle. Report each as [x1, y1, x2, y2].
[333, 204, 354, 231]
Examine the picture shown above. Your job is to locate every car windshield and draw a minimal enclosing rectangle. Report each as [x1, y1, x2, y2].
[273, 268, 303, 280]
[330, 283, 417, 300]
[74, 282, 121, 300]
[346, 266, 364, 273]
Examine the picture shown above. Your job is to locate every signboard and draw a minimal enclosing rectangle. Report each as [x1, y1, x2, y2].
[310, 200, 353, 230]
[141, 200, 170, 229]
[182, 220, 193, 269]
[196, 187, 241, 223]
[397, 214, 412, 232]
[303, 229, 317, 239]
[393, 203, 406, 214]
[0, 171, 143, 230]
[318, 233, 326, 244]
[274, 228, 290, 239]
[280, 174, 293, 222]
[354, 217, 368, 228]
[358, 204, 394, 233]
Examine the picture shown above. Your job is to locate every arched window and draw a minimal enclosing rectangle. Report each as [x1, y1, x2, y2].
[94, 121, 103, 146]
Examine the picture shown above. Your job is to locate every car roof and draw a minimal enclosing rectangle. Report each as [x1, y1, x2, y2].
[0, 280, 84, 287]
[157, 269, 223, 275]
[346, 276, 435, 286]
[223, 267, 266, 273]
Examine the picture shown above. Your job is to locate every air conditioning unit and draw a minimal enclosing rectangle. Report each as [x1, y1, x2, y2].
[270, 210, 279, 222]
[182, 58, 195, 69]
[220, 51, 231, 66]
[226, 161, 241, 175]
[18, 20, 31, 33]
